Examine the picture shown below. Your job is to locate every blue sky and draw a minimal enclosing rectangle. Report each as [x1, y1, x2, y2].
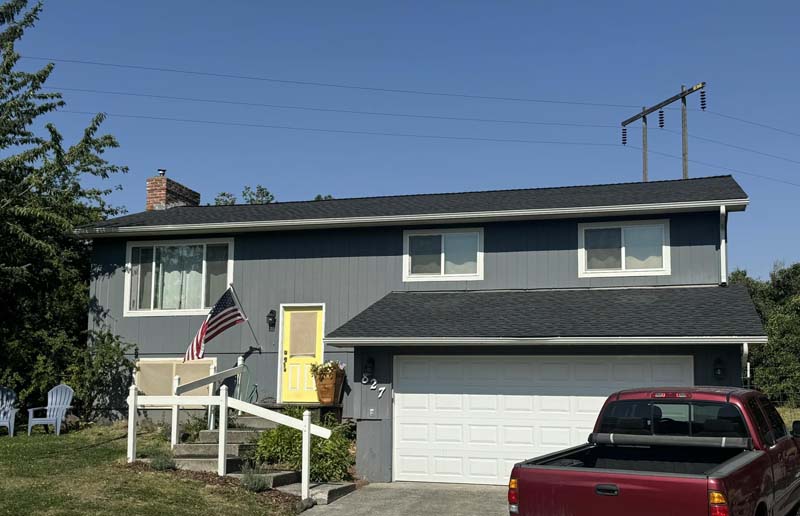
[17, 1, 800, 277]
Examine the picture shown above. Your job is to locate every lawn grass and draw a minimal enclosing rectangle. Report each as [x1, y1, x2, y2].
[0, 424, 297, 516]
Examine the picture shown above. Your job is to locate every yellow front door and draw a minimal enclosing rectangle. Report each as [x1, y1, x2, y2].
[281, 305, 324, 403]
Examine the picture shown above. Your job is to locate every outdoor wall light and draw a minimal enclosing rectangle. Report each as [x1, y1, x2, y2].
[713, 358, 726, 380]
[266, 309, 277, 332]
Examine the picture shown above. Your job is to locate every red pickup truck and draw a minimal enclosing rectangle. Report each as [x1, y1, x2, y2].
[509, 387, 800, 516]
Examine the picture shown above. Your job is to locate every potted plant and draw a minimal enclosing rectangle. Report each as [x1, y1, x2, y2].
[310, 360, 345, 405]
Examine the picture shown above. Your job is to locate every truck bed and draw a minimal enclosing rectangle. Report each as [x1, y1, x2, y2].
[533, 443, 746, 475]
[514, 444, 763, 516]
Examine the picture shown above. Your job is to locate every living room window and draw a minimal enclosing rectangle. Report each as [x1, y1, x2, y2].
[403, 228, 483, 282]
[125, 238, 233, 316]
[578, 220, 670, 277]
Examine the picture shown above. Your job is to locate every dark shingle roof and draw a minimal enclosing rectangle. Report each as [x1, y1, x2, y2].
[83, 175, 747, 232]
[327, 285, 764, 339]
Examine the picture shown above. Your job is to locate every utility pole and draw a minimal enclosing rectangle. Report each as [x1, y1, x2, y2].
[621, 82, 706, 181]
[641, 107, 648, 182]
[681, 85, 689, 179]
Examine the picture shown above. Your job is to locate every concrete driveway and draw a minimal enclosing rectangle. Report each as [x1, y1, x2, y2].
[306, 482, 507, 516]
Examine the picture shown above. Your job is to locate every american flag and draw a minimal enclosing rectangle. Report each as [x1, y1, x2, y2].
[184, 288, 246, 362]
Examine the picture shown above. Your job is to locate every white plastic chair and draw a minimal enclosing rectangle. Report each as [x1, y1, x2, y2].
[28, 384, 74, 436]
[0, 386, 18, 437]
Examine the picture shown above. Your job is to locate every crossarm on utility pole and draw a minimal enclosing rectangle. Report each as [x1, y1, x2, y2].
[621, 82, 705, 127]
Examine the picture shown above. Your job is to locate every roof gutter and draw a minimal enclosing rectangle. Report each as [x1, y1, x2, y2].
[76, 198, 749, 238]
[324, 335, 768, 347]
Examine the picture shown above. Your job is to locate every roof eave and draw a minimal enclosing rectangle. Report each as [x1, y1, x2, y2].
[324, 335, 768, 347]
[75, 198, 749, 238]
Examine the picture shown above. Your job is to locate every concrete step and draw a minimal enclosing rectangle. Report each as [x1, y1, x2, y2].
[174, 456, 244, 473]
[197, 429, 261, 444]
[228, 470, 300, 488]
[233, 416, 278, 430]
[173, 443, 256, 458]
[276, 481, 356, 505]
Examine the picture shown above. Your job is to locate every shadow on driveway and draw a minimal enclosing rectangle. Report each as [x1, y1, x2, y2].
[306, 482, 507, 516]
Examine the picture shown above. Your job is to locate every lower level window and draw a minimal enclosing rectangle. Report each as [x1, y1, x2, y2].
[136, 358, 216, 406]
[128, 239, 232, 313]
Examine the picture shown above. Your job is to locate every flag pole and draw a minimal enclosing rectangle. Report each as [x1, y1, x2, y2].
[228, 282, 261, 348]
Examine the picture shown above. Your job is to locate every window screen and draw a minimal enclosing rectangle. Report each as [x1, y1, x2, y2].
[585, 228, 622, 270]
[289, 311, 318, 357]
[408, 235, 442, 275]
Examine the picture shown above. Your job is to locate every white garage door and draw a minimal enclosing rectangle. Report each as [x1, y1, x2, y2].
[393, 355, 694, 485]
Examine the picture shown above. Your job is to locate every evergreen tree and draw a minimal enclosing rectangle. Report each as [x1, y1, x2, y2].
[0, 0, 131, 412]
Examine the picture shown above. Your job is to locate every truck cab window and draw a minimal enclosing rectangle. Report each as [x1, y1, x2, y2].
[760, 397, 788, 440]
[599, 401, 747, 438]
[748, 398, 774, 446]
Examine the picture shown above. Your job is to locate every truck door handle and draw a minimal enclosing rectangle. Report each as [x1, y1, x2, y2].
[595, 484, 619, 496]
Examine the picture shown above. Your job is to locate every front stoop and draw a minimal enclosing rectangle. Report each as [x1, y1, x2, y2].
[276, 482, 356, 505]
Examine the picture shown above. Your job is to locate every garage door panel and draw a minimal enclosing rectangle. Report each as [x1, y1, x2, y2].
[393, 355, 694, 485]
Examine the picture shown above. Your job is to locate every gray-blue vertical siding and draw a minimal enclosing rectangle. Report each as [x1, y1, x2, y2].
[88, 211, 722, 416]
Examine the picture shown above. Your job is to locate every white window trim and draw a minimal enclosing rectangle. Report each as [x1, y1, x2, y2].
[135, 357, 217, 408]
[578, 219, 671, 278]
[276, 303, 326, 404]
[402, 228, 484, 282]
[123, 237, 234, 317]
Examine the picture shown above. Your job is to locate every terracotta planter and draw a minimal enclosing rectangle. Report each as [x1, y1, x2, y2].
[315, 370, 344, 405]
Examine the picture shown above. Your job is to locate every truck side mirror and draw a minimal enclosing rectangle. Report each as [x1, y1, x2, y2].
[792, 421, 800, 437]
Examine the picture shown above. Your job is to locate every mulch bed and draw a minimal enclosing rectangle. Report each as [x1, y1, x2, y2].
[121, 462, 300, 510]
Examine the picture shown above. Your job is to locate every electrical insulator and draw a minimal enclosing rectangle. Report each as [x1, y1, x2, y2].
[658, 110, 665, 128]
[700, 90, 707, 111]
[621, 127, 627, 145]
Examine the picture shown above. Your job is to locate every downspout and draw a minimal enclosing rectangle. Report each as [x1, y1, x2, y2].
[742, 342, 750, 387]
[720, 205, 728, 285]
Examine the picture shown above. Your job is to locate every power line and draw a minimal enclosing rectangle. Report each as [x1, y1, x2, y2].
[23, 55, 639, 108]
[659, 128, 800, 166]
[56, 109, 621, 147]
[704, 110, 800, 139]
[628, 144, 800, 188]
[48, 86, 619, 129]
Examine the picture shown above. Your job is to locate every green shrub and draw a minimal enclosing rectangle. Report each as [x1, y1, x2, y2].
[240, 464, 269, 493]
[254, 409, 354, 482]
[66, 331, 136, 422]
[149, 450, 176, 471]
[181, 413, 207, 443]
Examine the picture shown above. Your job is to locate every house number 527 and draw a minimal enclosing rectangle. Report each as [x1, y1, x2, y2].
[367, 379, 386, 398]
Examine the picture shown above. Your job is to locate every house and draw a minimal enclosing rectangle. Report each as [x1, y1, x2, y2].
[80, 172, 766, 485]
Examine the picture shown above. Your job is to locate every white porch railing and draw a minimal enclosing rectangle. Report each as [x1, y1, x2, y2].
[127, 384, 332, 501]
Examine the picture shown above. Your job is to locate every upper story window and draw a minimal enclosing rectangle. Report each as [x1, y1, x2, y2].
[578, 220, 670, 278]
[125, 238, 233, 316]
[403, 228, 484, 282]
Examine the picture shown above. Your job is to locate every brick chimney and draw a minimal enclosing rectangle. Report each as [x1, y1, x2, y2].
[145, 169, 200, 210]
